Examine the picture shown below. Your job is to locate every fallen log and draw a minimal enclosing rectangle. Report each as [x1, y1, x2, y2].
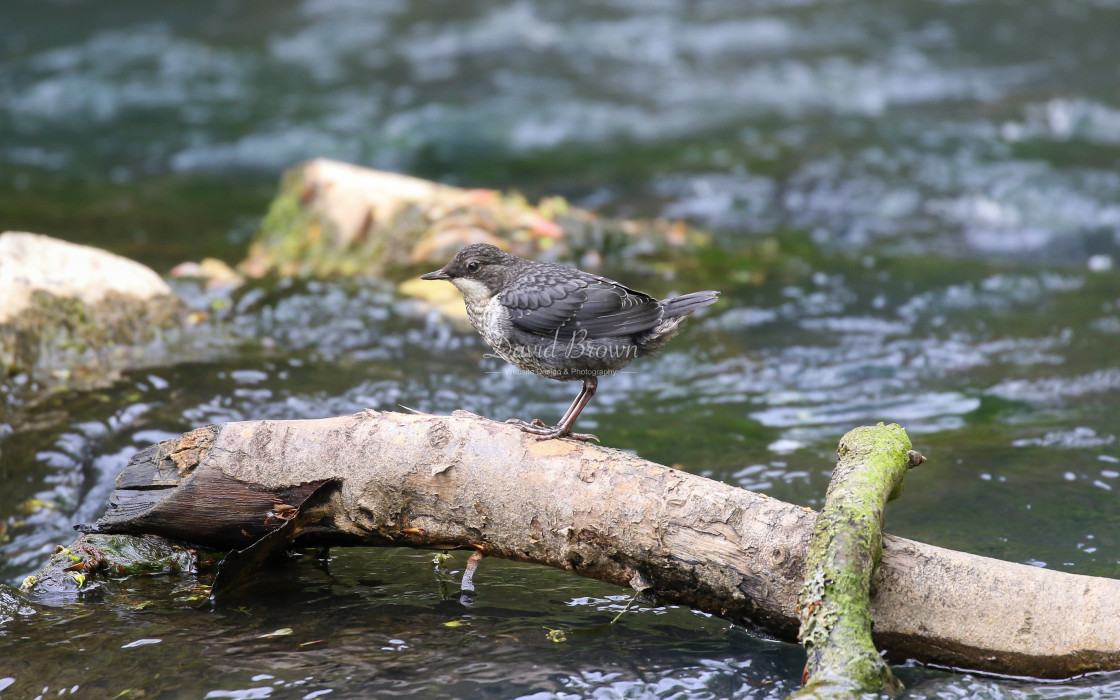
[78, 410, 1120, 678]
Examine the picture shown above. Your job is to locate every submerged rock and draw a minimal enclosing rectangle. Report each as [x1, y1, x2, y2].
[0, 231, 185, 385]
[242, 158, 711, 279]
[19, 534, 212, 606]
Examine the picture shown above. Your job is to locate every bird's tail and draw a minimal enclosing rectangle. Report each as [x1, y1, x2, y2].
[634, 290, 720, 354]
[661, 290, 720, 318]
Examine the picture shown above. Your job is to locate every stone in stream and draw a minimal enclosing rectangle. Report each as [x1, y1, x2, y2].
[240, 158, 719, 323]
[241, 157, 712, 280]
[0, 231, 185, 387]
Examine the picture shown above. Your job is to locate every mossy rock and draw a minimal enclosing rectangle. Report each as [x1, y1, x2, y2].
[242, 158, 713, 279]
[19, 534, 216, 604]
[0, 232, 185, 384]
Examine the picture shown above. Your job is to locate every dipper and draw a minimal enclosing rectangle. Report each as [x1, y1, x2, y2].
[421, 244, 719, 440]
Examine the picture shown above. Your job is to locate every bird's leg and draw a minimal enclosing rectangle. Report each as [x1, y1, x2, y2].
[506, 379, 590, 436]
[459, 549, 485, 606]
[552, 377, 597, 439]
[506, 377, 599, 441]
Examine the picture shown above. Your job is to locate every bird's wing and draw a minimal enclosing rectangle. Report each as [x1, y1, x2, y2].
[499, 268, 663, 338]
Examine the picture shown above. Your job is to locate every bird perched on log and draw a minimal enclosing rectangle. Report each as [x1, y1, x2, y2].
[421, 244, 719, 441]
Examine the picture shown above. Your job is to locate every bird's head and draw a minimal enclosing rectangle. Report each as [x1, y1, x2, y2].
[420, 243, 520, 300]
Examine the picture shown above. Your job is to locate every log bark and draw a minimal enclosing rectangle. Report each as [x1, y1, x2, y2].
[79, 410, 1120, 679]
[793, 424, 922, 699]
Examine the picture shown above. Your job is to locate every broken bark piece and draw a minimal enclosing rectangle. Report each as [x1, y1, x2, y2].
[71, 411, 1120, 678]
[209, 479, 341, 602]
[792, 423, 921, 699]
[82, 424, 336, 550]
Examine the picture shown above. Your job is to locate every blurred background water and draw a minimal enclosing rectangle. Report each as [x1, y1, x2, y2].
[1, 1, 1119, 698]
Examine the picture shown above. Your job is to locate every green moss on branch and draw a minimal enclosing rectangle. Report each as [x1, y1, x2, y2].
[790, 423, 923, 699]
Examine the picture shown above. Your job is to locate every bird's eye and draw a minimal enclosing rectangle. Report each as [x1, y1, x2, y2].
[467, 261, 480, 272]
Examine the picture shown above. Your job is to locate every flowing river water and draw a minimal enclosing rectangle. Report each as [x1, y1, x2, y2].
[2, 1, 1119, 698]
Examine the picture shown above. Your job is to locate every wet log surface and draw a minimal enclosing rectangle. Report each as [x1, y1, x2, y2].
[79, 410, 1120, 679]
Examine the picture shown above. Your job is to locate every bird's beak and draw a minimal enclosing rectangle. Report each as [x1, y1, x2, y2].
[420, 269, 450, 281]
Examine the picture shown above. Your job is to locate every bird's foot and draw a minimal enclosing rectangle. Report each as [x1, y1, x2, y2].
[504, 418, 598, 443]
[506, 418, 549, 428]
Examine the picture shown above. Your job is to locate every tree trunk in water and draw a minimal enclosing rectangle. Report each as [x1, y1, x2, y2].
[80, 410, 1120, 679]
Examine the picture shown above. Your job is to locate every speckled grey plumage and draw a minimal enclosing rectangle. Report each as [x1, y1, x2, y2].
[425, 244, 718, 382]
[421, 243, 718, 439]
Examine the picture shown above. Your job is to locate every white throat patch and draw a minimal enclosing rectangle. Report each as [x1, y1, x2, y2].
[451, 277, 493, 304]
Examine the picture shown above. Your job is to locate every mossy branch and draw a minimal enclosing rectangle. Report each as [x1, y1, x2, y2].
[791, 423, 924, 699]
